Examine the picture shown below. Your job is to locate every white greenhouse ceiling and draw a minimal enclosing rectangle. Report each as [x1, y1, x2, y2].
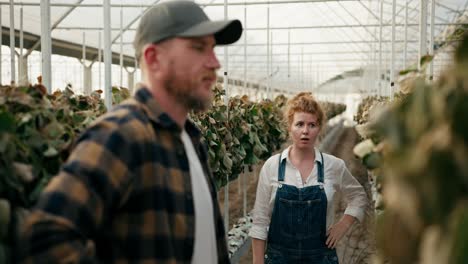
[1, 0, 467, 93]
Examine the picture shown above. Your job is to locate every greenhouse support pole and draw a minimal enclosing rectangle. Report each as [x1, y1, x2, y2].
[297, 56, 300, 90]
[18, 25, 29, 86]
[19, 7, 23, 85]
[378, 0, 383, 96]
[243, 166, 248, 217]
[120, 7, 124, 88]
[135, 57, 139, 90]
[9, 0, 15, 84]
[238, 172, 241, 195]
[127, 69, 134, 93]
[404, 0, 408, 68]
[244, 7, 247, 97]
[268, 31, 273, 94]
[267, 7, 270, 99]
[98, 31, 102, 89]
[429, 0, 435, 80]
[390, 0, 395, 101]
[301, 47, 304, 90]
[104, 0, 112, 110]
[84, 66, 92, 95]
[316, 63, 319, 89]
[82, 32, 86, 92]
[419, 0, 428, 71]
[288, 28, 290, 79]
[0, 6, 2, 85]
[310, 55, 313, 89]
[223, 0, 229, 234]
[41, 0, 52, 92]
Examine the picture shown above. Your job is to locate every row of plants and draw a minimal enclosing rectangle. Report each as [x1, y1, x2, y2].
[192, 86, 347, 188]
[0, 82, 131, 261]
[353, 34, 468, 263]
[192, 86, 288, 188]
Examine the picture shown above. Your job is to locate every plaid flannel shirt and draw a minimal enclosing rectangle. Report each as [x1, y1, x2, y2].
[16, 88, 230, 264]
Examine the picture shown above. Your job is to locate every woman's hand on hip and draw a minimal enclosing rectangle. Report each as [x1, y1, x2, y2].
[326, 214, 356, 248]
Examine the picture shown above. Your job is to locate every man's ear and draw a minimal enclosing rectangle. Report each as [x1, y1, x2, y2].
[142, 44, 160, 70]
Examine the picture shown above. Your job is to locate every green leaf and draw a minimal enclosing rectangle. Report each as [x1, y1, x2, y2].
[420, 54, 434, 68]
[363, 152, 381, 169]
[399, 66, 418, 76]
[223, 155, 233, 170]
[0, 111, 16, 133]
[43, 121, 64, 139]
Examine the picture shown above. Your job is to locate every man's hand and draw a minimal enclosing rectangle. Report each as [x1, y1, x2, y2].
[326, 215, 356, 248]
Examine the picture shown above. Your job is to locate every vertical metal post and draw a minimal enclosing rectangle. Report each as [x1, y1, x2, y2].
[316, 64, 319, 89]
[98, 31, 102, 89]
[301, 47, 304, 90]
[297, 55, 300, 90]
[378, 0, 383, 96]
[266, 7, 270, 99]
[41, 0, 52, 92]
[223, 0, 229, 234]
[127, 71, 134, 94]
[310, 55, 313, 89]
[429, 0, 435, 80]
[238, 173, 242, 195]
[372, 21, 377, 95]
[419, 0, 428, 71]
[223, 2, 229, 105]
[82, 31, 86, 91]
[288, 28, 290, 79]
[390, 0, 395, 100]
[9, 0, 15, 84]
[134, 57, 138, 87]
[404, 0, 408, 68]
[244, 7, 247, 97]
[19, 7, 24, 85]
[104, 0, 112, 109]
[120, 7, 124, 87]
[270, 31, 273, 96]
[243, 166, 247, 217]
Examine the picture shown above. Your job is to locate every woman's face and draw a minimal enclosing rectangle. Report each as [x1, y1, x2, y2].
[289, 111, 320, 150]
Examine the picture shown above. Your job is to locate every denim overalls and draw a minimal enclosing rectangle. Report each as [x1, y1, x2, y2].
[264, 152, 339, 264]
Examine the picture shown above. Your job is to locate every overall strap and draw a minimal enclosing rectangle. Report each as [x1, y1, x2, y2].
[277, 154, 286, 182]
[278, 151, 324, 183]
[317, 152, 325, 183]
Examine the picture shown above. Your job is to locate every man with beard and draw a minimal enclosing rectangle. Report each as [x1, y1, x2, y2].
[16, 1, 242, 263]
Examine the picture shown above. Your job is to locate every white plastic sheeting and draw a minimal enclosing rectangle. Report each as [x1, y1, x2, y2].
[0, 0, 466, 97]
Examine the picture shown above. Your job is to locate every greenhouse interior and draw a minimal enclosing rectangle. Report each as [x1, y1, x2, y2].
[0, 0, 467, 263]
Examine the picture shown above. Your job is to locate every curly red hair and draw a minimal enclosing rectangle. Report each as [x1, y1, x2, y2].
[284, 92, 325, 129]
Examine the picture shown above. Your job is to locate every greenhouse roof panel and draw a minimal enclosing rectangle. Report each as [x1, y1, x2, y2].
[0, 0, 466, 91]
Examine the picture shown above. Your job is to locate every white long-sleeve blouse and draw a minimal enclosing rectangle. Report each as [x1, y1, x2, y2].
[249, 146, 368, 241]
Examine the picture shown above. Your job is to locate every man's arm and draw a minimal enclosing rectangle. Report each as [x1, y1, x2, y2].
[16, 120, 136, 263]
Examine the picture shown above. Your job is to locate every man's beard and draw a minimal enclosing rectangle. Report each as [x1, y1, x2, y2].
[163, 68, 213, 112]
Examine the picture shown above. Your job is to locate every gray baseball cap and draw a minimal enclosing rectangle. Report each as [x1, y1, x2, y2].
[134, 0, 243, 58]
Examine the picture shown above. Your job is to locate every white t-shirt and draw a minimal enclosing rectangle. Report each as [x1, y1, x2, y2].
[180, 130, 217, 263]
[249, 146, 368, 241]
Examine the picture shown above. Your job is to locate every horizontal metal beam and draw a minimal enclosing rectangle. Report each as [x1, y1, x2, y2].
[0, 0, 359, 7]
[216, 50, 420, 56]
[54, 23, 467, 31]
[1, 26, 135, 67]
[119, 39, 425, 46]
[436, 2, 464, 16]
[226, 58, 452, 63]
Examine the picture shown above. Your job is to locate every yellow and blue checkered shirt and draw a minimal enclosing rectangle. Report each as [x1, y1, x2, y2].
[16, 88, 230, 264]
